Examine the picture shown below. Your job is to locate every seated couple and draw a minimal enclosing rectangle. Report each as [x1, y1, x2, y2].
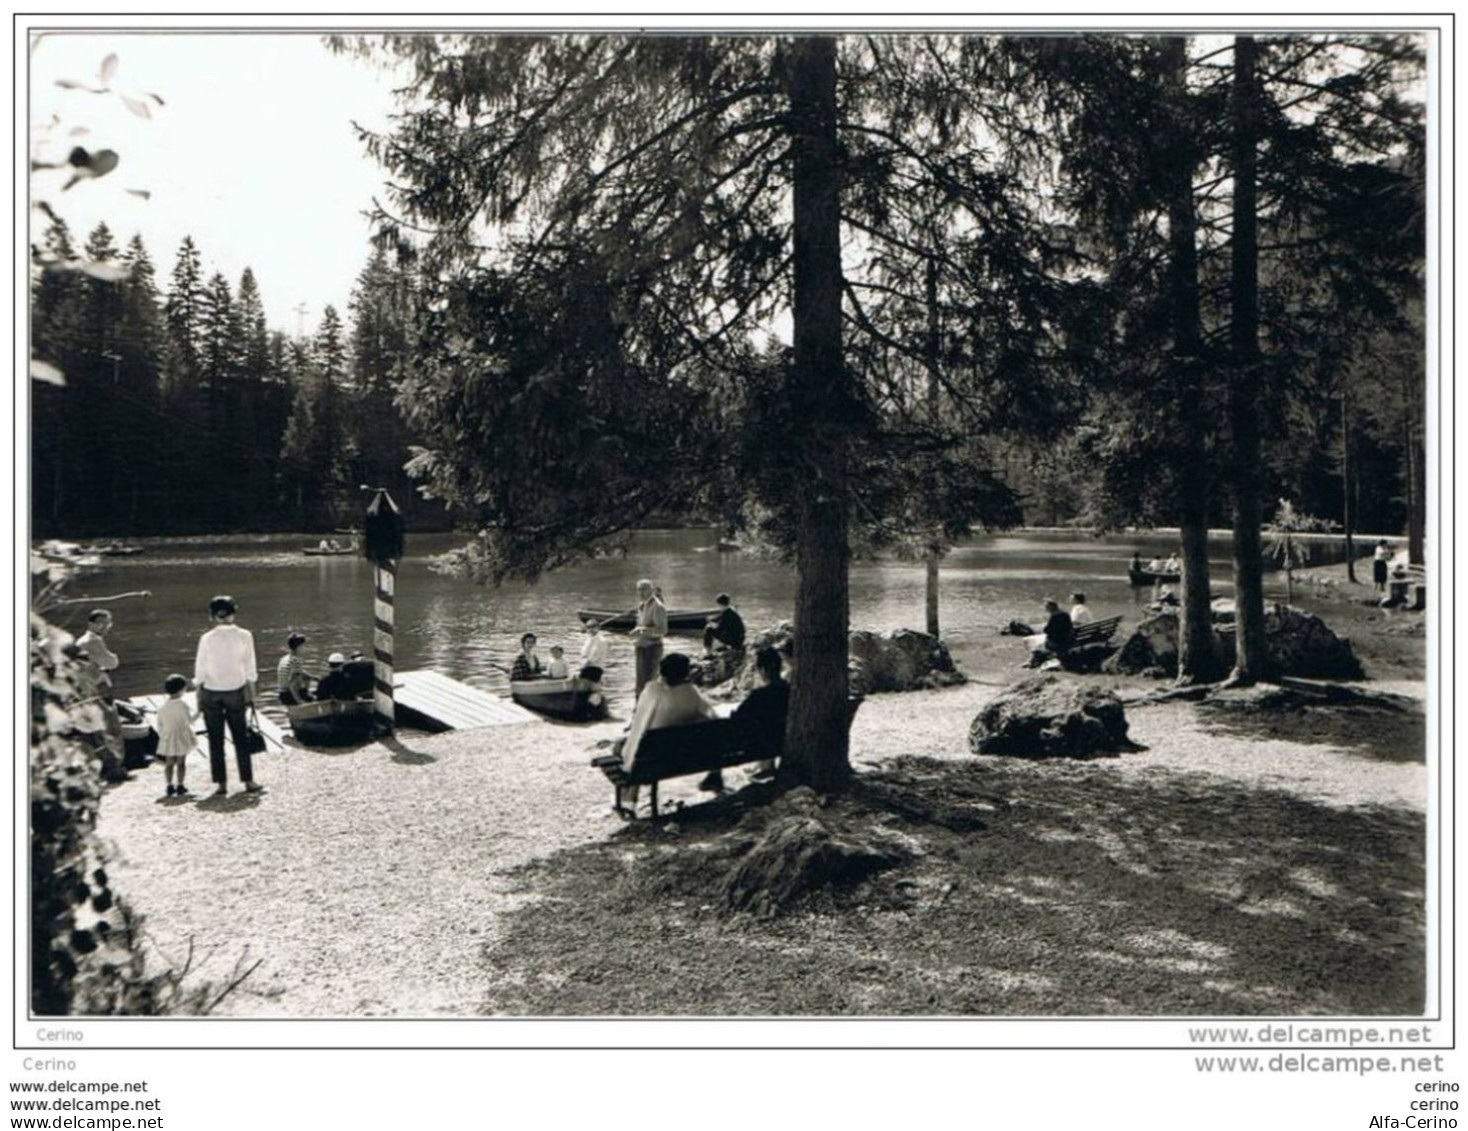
[278, 634, 369, 704]
[614, 647, 788, 813]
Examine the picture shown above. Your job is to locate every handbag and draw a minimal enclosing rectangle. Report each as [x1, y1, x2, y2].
[241, 706, 268, 755]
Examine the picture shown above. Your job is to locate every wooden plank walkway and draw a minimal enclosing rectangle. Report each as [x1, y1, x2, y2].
[122, 692, 289, 757]
[393, 670, 538, 730]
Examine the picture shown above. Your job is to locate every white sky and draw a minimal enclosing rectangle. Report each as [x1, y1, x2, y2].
[29, 32, 404, 335]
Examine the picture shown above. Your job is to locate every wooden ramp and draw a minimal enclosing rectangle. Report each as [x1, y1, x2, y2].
[122, 692, 289, 757]
[393, 670, 538, 731]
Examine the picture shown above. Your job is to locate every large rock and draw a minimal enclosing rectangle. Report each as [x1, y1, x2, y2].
[1105, 613, 1188, 677]
[712, 623, 965, 696]
[1105, 606, 1362, 680]
[969, 675, 1137, 759]
[1263, 607, 1365, 679]
[848, 628, 965, 695]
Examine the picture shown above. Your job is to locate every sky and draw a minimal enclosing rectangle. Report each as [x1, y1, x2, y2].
[29, 32, 406, 335]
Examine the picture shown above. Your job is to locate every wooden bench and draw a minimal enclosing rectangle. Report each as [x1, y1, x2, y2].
[591, 697, 864, 817]
[1069, 615, 1123, 649]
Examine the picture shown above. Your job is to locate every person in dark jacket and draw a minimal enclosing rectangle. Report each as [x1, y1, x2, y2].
[702, 593, 747, 654]
[1026, 599, 1074, 667]
[314, 653, 355, 701]
[729, 646, 790, 787]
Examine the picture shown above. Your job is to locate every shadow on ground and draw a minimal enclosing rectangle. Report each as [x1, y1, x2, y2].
[477, 755, 1423, 1017]
[1190, 683, 1426, 764]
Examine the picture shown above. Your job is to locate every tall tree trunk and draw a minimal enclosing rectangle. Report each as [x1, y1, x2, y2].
[1165, 36, 1224, 685]
[781, 37, 852, 793]
[923, 253, 942, 638]
[1227, 35, 1271, 685]
[1341, 383, 1356, 582]
[1404, 374, 1425, 563]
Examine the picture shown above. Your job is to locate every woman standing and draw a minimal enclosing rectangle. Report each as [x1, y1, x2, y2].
[193, 595, 261, 797]
[1373, 540, 1391, 593]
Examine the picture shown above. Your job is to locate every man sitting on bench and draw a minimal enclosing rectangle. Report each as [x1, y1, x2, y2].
[615, 652, 717, 812]
[1025, 598, 1074, 668]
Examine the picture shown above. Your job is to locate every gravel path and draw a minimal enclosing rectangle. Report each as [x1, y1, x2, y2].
[97, 670, 1426, 1017]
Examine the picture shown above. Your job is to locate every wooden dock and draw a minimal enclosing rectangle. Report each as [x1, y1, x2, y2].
[124, 671, 536, 747]
[122, 692, 289, 758]
[393, 670, 538, 731]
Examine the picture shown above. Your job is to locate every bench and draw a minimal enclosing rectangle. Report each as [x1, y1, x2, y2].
[1069, 615, 1123, 649]
[1029, 615, 1124, 673]
[591, 697, 864, 818]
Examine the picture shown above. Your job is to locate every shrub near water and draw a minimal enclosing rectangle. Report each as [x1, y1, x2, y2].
[30, 614, 153, 1015]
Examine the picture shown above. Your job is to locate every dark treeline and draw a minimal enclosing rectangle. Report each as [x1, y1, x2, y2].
[31, 226, 447, 537]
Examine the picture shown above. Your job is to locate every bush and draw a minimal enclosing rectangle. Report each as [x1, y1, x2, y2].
[30, 614, 154, 1015]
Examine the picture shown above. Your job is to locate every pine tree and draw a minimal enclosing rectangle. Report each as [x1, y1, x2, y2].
[236, 268, 272, 384]
[163, 236, 205, 395]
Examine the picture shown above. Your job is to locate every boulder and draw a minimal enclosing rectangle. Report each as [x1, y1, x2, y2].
[1104, 606, 1363, 680]
[969, 675, 1137, 759]
[690, 647, 745, 689]
[848, 628, 965, 695]
[715, 623, 965, 696]
[1262, 607, 1364, 679]
[1105, 613, 1186, 677]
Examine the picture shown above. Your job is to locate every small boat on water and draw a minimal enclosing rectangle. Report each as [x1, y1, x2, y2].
[577, 607, 720, 632]
[1128, 567, 1181, 586]
[303, 544, 357, 556]
[286, 698, 377, 745]
[715, 538, 742, 551]
[510, 676, 608, 722]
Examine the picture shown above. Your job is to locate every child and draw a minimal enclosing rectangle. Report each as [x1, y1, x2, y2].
[579, 622, 609, 669]
[546, 644, 570, 679]
[155, 673, 197, 797]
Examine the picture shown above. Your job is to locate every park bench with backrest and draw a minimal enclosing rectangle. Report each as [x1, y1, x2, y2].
[591, 697, 864, 818]
[1069, 615, 1123, 650]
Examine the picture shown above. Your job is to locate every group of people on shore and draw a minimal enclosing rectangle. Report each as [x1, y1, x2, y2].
[76, 578, 767, 810]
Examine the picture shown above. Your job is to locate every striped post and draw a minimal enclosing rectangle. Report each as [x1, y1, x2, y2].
[373, 558, 397, 733]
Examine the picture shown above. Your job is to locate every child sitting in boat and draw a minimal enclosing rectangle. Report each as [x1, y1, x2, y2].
[156, 673, 198, 798]
[546, 644, 569, 680]
[277, 632, 314, 705]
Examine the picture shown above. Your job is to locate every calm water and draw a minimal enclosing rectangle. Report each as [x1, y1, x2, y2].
[59, 528, 1325, 708]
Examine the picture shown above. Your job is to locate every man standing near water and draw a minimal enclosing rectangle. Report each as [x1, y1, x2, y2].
[630, 578, 667, 699]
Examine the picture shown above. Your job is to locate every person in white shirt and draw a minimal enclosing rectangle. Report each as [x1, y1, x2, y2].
[75, 609, 120, 693]
[629, 579, 667, 699]
[579, 622, 609, 669]
[545, 645, 570, 680]
[193, 594, 261, 797]
[1070, 592, 1093, 626]
[614, 652, 716, 813]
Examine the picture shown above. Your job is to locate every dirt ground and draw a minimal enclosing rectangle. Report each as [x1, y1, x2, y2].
[93, 554, 1431, 1017]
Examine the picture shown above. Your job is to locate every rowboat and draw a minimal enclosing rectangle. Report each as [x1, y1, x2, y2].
[715, 538, 743, 551]
[286, 698, 377, 745]
[510, 676, 609, 722]
[303, 546, 356, 556]
[576, 607, 720, 632]
[1128, 567, 1180, 586]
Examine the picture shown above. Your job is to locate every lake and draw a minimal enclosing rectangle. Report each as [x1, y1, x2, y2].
[57, 527, 1352, 707]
